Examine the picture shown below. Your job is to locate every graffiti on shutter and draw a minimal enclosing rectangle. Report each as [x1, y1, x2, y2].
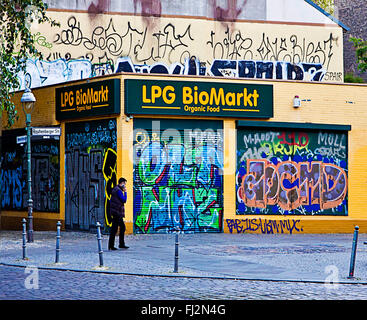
[65, 119, 117, 231]
[236, 128, 348, 216]
[133, 119, 224, 233]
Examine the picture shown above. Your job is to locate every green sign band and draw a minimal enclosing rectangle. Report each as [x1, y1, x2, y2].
[56, 79, 121, 120]
[125, 79, 273, 118]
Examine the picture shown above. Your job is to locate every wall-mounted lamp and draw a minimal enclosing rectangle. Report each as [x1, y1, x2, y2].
[293, 95, 301, 108]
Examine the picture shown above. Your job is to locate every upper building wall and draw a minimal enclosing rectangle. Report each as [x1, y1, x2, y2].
[43, 0, 267, 20]
[266, 0, 338, 25]
[18, 0, 345, 91]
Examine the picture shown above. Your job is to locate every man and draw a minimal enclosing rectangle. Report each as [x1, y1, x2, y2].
[108, 177, 129, 250]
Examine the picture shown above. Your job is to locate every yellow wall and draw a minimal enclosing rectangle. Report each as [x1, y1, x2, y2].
[226, 80, 367, 234]
[121, 74, 367, 234]
[1, 87, 60, 229]
[1, 76, 122, 230]
[3, 73, 367, 233]
[119, 79, 134, 233]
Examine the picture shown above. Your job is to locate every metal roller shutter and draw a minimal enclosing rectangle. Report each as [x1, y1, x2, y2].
[236, 127, 348, 216]
[133, 119, 224, 233]
[65, 119, 117, 231]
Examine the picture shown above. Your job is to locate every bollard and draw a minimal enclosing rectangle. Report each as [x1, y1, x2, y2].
[96, 222, 104, 267]
[174, 232, 179, 273]
[22, 218, 27, 260]
[348, 226, 359, 279]
[55, 221, 61, 263]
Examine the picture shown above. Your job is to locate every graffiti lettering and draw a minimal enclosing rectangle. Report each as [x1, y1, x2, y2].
[33, 32, 53, 49]
[238, 159, 347, 211]
[54, 16, 194, 64]
[226, 218, 302, 234]
[324, 72, 343, 82]
[209, 59, 325, 81]
[236, 129, 348, 216]
[1, 159, 59, 212]
[115, 56, 326, 81]
[32, 156, 59, 212]
[318, 132, 346, 149]
[18, 56, 327, 90]
[20, 15, 341, 89]
[0, 167, 24, 209]
[242, 131, 278, 149]
[1, 132, 60, 213]
[207, 28, 336, 69]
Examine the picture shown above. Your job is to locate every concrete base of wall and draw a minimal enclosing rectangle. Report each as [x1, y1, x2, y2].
[2, 216, 367, 235]
[118, 219, 367, 235]
[223, 218, 367, 235]
[1, 216, 65, 231]
[1, 216, 133, 234]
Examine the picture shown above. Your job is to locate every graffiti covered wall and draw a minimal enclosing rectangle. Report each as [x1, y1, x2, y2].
[20, 11, 343, 90]
[236, 128, 348, 216]
[133, 119, 224, 233]
[0, 129, 60, 213]
[65, 119, 117, 231]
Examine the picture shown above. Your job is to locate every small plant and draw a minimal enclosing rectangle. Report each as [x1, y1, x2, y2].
[344, 72, 364, 83]
[349, 37, 367, 73]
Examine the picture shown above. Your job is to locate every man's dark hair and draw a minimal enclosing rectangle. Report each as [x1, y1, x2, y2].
[118, 177, 127, 184]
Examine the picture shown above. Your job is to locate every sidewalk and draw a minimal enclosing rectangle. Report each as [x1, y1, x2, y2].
[1, 230, 367, 284]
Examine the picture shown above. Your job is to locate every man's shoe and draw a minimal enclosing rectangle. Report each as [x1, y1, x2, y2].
[109, 247, 118, 251]
[119, 245, 129, 249]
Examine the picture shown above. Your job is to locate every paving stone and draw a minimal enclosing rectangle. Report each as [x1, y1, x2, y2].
[2, 230, 367, 300]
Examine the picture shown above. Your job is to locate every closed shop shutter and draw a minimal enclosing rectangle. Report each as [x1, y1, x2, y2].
[1, 128, 60, 213]
[65, 119, 117, 231]
[133, 119, 224, 233]
[236, 127, 348, 216]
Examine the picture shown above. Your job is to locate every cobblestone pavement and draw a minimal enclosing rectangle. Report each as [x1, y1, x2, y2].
[2, 230, 367, 303]
[1, 265, 367, 300]
[2, 231, 367, 283]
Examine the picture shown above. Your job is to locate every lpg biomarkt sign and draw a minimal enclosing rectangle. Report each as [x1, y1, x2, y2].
[56, 79, 121, 120]
[125, 79, 273, 118]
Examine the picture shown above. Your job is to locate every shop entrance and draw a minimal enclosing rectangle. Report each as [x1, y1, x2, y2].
[64, 119, 117, 231]
[133, 119, 224, 233]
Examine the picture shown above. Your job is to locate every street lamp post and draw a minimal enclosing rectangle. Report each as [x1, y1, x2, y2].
[21, 88, 36, 243]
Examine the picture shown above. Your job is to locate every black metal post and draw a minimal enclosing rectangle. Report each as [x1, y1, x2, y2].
[55, 221, 61, 263]
[348, 226, 359, 279]
[26, 114, 33, 243]
[22, 218, 27, 260]
[174, 232, 179, 273]
[96, 222, 104, 267]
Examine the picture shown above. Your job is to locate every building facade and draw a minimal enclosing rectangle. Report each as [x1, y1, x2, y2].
[2, 0, 366, 234]
[2, 73, 367, 234]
